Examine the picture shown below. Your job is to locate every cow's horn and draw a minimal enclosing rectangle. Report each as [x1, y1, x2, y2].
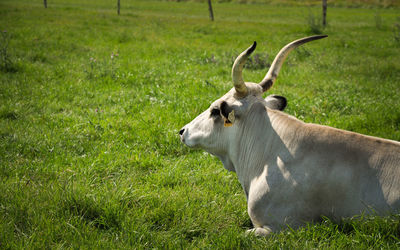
[260, 35, 327, 92]
[232, 41, 257, 98]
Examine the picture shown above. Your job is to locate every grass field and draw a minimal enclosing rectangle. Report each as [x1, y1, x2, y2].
[1, 0, 400, 248]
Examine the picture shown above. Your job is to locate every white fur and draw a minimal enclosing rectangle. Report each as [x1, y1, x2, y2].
[180, 81, 400, 235]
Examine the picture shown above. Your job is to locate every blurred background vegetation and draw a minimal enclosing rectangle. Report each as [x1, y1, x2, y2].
[157, 0, 399, 8]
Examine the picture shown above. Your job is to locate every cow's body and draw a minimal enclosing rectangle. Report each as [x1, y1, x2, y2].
[180, 36, 400, 235]
[241, 103, 400, 232]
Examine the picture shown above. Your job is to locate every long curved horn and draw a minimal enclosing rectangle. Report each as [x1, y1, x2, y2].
[232, 41, 257, 98]
[260, 35, 327, 92]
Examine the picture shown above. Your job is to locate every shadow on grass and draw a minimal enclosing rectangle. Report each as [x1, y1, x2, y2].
[63, 191, 122, 230]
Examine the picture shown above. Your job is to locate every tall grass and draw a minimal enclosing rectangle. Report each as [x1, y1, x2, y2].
[0, 0, 400, 248]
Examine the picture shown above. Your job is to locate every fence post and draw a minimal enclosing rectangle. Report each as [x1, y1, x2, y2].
[322, 0, 327, 27]
[208, 0, 214, 21]
[118, 0, 120, 15]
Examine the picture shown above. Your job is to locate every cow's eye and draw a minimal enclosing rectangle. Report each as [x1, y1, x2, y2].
[210, 108, 220, 117]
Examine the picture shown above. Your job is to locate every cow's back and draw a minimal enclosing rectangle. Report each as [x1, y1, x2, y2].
[297, 123, 400, 212]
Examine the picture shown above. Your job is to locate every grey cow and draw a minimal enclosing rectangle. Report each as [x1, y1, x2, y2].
[180, 36, 400, 236]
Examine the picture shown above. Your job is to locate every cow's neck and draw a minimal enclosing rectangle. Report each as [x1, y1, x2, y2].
[230, 105, 303, 198]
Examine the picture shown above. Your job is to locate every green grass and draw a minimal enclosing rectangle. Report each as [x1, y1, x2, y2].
[1, 0, 400, 248]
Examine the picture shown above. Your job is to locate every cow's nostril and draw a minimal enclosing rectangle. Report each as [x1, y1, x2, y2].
[179, 128, 185, 135]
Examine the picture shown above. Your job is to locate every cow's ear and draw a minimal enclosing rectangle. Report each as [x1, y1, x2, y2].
[265, 95, 287, 111]
[220, 101, 235, 127]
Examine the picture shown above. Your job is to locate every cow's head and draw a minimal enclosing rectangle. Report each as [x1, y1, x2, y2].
[180, 35, 327, 171]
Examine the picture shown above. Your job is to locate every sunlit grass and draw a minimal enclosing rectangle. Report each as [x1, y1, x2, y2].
[0, 0, 399, 248]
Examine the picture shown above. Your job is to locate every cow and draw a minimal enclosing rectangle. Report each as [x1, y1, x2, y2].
[179, 35, 400, 236]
